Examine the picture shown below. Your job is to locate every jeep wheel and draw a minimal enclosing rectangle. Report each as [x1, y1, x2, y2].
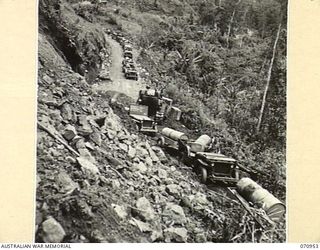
[157, 137, 165, 147]
[195, 165, 207, 184]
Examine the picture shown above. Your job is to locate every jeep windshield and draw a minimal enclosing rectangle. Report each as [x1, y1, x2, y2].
[197, 152, 236, 162]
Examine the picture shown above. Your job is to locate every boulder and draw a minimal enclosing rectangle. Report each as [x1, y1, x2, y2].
[163, 203, 187, 225]
[133, 162, 148, 174]
[41, 217, 66, 243]
[150, 230, 163, 242]
[166, 184, 181, 196]
[135, 197, 155, 221]
[179, 181, 191, 194]
[77, 115, 93, 135]
[78, 148, 96, 164]
[60, 103, 74, 121]
[128, 146, 136, 158]
[163, 227, 188, 243]
[56, 171, 79, 194]
[111, 204, 128, 220]
[145, 156, 153, 167]
[190, 192, 209, 206]
[104, 113, 122, 132]
[89, 132, 102, 146]
[164, 178, 174, 185]
[136, 145, 149, 158]
[106, 155, 122, 167]
[129, 218, 152, 233]
[84, 142, 95, 151]
[63, 124, 77, 141]
[158, 169, 168, 179]
[106, 129, 117, 140]
[117, 130, 129, 141]
[77, 157, 100, 175]
[195, 232, 207, 243]
[118, 143, 128, 152]
[145, 142, 159, 162]
[170, 166, 176, 172]
[111, 179, 121, 189]
[151, 146, 167, 163]
[43, 74, 54, 85]
[73, 136, 86, 149]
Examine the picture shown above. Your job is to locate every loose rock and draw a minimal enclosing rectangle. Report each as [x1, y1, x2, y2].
[133, 162, 148, 174]
[150, 230, 163, 242]
[128, 146, 136, 158]
[119, 143, 128, 152]
[63, 124, 77, 141]
[41, 217, 66, 243]
[135, 197, 155, 221]
[164, 227, 188, 243]
[163, 203, 187, 225]
[112, 204, 128, 220]
[60, 103, 74, 121]
[130, 218, 152, 233]
[77, 157, 100, 175]
[56, 171, 79, 194]
[166, 184, 181, 196]
[158, 169, 168, 179]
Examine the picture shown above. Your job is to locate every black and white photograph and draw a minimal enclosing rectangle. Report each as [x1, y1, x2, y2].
[36, 0, 287, 243]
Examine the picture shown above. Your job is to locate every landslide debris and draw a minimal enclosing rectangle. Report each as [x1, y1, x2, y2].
[36, 0, 284, 243]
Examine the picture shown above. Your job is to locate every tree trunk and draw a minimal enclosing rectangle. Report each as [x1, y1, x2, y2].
[256, 22, 282, 133]
[226, 0, 241, 48]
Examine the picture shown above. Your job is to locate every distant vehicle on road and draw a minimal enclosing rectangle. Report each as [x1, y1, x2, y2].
[123, 43, 133, 52]
[123, 50, 133, 59]
[125, 69, 138, 81]
[122, 62, 135, 73]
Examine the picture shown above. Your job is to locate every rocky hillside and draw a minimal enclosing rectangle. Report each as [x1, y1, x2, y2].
[36, 0, 286, 243]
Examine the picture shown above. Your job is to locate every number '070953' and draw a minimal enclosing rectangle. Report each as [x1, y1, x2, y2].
[300, 244, 319, 248]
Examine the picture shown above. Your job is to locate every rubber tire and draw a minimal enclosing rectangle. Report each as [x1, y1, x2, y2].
[196, 165, 207, 184]
[157, 137, 165, 147]
[200, 167, 208, 183]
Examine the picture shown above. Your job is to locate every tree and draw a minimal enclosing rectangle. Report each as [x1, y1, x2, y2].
[256, 21, 282, 133]
[226, 0, 242, 47]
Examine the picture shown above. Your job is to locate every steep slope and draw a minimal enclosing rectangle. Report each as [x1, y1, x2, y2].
[36, 0, 286, 243]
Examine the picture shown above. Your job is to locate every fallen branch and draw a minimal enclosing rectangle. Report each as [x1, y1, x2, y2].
[207, 190, 239, 205]
[96, 147, 127, 182]
[106, 165, 127, 182]
[37, 122, 80, 157]
[227, 188, 266, 229]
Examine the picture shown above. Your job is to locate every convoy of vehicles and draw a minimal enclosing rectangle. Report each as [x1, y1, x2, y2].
[122, 51, 138, 80]
[108, 29, 285, 224]
[109, 30, 139, 81]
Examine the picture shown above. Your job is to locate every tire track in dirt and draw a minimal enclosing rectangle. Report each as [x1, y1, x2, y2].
[93, 35, 145, 101]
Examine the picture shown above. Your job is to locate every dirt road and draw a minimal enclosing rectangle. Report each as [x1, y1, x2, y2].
[93, 35, 145, 101]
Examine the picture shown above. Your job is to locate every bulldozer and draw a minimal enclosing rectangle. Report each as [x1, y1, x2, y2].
[137, 88, 181, 124]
